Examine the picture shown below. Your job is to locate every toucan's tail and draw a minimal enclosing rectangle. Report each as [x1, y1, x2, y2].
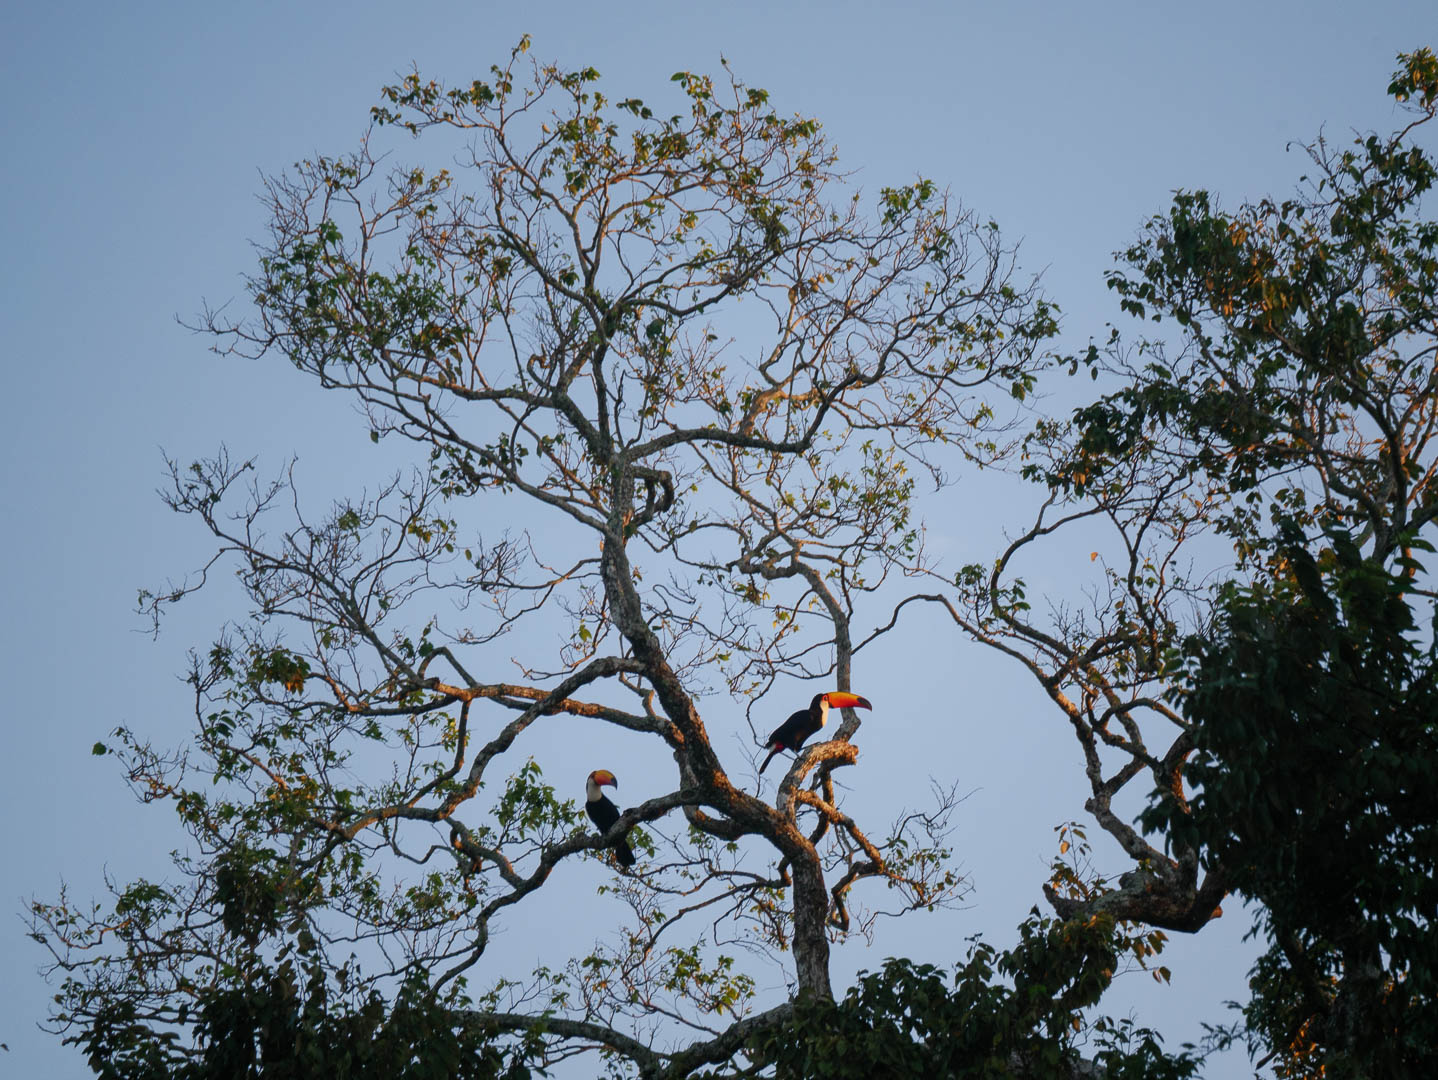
[758, 745, 782, 775]
[614, 837, 636, 867]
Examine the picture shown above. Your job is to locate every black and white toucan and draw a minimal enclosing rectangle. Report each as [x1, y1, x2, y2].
[758, 691, 872, 775]
[585, 769, 636, 867]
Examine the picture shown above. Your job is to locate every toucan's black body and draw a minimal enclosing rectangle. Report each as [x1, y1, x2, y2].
[585, 770, 636, 867]
[758, 692, 872, 775]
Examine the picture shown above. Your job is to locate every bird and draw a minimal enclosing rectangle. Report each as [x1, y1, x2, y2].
[585, 769, 636, 867]
[758, 691, 872, 775]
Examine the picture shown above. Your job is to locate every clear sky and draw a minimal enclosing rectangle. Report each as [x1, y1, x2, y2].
[2, 1, 1432, 1075]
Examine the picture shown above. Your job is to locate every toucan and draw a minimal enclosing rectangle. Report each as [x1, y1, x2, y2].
[758, 691, 872, 775]
[585, 769, 636, 867]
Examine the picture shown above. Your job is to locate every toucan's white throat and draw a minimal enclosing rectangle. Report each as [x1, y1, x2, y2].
[587, 773, 616, 801]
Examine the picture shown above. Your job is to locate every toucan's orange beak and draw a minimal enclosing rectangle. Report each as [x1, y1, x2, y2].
[825, 692, 871, 711]
[593, 770, 618, 788]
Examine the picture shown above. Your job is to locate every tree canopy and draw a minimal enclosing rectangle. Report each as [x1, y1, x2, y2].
[29, 40, 1438, 1080]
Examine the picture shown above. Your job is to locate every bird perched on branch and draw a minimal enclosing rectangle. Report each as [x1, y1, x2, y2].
[585, 769, 636, 867]
[759, 691, 872, 775]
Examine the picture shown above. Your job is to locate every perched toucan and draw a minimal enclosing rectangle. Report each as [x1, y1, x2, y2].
[585, 769, 636, 867]
[758, 691, 872, 775]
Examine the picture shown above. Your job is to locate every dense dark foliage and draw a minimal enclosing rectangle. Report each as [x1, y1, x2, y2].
[750, 911, 1197, 1080]
[1160, 534, 1438, 1077]
[76, 960, 530, 1080]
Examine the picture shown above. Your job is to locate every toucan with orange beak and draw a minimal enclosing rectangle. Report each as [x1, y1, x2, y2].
[759, 692, 872, 775]
[585, 769, 636, 867]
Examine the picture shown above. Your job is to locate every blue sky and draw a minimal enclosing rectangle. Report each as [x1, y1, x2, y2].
[2, 1, 1432, 1074]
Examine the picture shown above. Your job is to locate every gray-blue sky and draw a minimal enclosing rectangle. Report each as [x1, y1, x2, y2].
[2, 1, 1431, 1074]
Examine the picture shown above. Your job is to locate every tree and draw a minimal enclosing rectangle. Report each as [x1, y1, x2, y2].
[33, 35, 1438, 1080]
[31, 39, 1059, 1078]
[912, 47, 1438, 1077]
[1118, 50, 1438, 1076]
